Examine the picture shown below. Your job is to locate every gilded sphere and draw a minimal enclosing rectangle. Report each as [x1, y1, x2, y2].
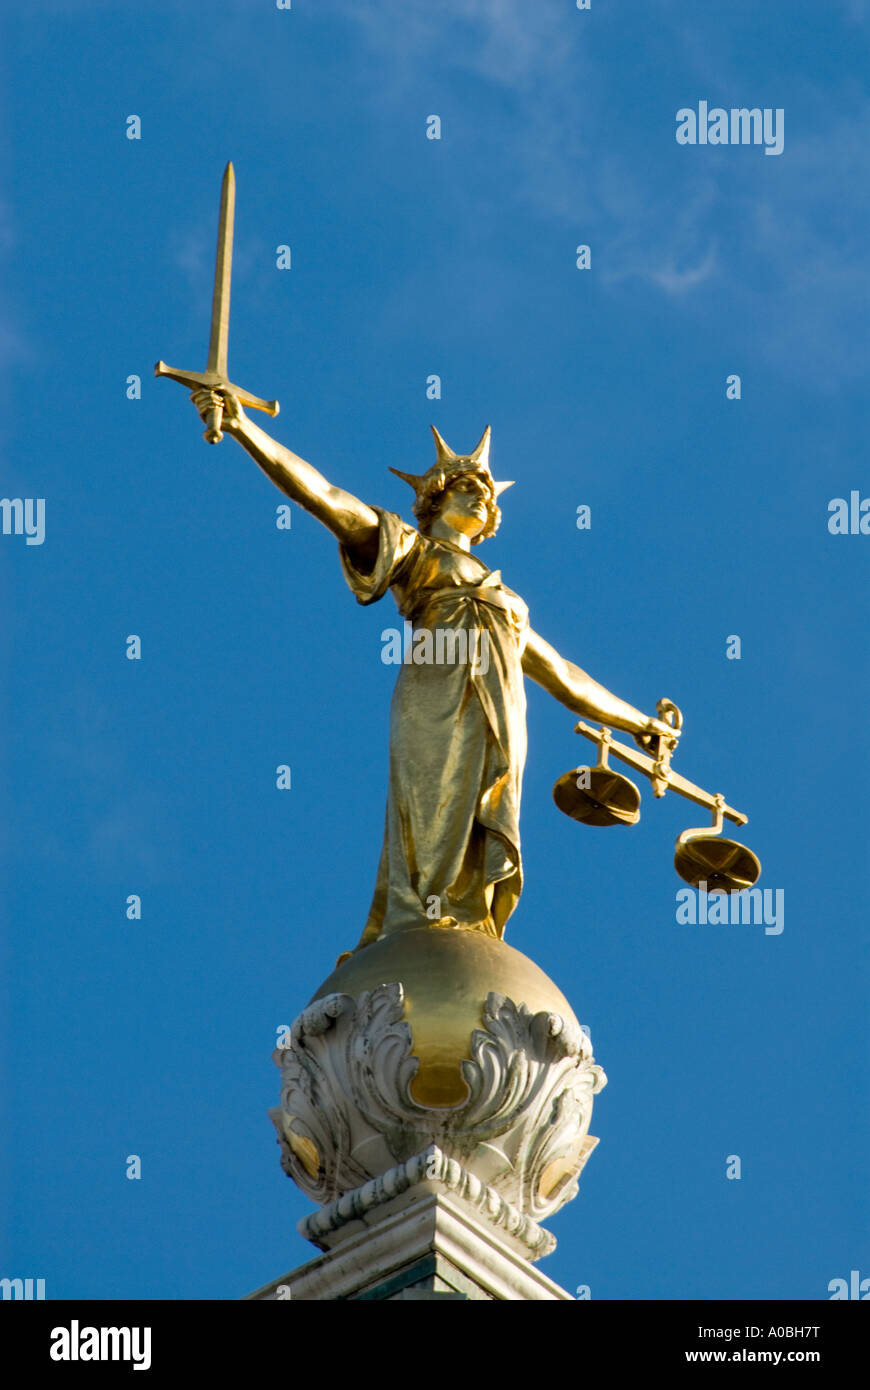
[310, 927, 579, 1107]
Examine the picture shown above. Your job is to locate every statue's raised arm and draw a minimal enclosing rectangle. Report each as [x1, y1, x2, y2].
[191, 386, 379, 572]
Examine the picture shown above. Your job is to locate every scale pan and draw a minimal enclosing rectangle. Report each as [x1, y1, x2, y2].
[553, 768, 641, 827]
[674, 837, 761, 894]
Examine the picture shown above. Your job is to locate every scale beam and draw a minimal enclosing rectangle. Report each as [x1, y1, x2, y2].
[555, 706, 760, 892]
[573, 719, 748, 826]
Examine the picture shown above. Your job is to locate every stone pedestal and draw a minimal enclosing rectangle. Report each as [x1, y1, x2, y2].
[247, 1183, 573, 1301]
[247, 929, 605, 1301]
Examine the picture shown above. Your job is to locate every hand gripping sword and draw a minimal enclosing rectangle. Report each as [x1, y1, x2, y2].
[155, 162, 279, 443]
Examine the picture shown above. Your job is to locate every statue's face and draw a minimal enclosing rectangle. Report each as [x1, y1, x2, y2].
[437, 473, 490, 539]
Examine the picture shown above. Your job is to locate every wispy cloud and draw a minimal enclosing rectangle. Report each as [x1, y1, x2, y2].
[14, 683, 172, 877]
[344, 0, 575, 91]
[333, 0, 870, 380]
[645, 246, 719, 296]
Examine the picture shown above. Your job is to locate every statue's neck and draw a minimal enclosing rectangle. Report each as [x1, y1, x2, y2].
[428, 519, 472, 552]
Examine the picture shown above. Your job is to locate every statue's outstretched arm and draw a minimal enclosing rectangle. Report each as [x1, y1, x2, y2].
[191, 388, 379, 569]
[522, 628, 676, 743]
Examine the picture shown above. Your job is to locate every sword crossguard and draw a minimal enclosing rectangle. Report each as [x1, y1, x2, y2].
[154, 361, 280, 444]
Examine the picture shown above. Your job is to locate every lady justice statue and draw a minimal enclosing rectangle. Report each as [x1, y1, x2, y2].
[190, 388, 677, 956]
[160, 173, 760, 1260]
[156, 163, 678, 961]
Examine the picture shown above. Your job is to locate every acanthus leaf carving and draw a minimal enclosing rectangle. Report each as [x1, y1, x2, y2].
[272, 984, 606, 1223]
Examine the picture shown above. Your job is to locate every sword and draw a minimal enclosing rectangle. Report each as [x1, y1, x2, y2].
[155, 162, 279, 443]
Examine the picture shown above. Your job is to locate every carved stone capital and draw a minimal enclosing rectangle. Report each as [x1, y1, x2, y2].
[271, 983, 605, 1236]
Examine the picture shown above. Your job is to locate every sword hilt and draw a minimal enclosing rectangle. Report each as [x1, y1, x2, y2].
[204, 401, 224, 445]
[154, 363, 280, 431]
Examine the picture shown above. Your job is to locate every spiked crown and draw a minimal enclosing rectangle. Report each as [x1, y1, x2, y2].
[389, 426, 514, 543]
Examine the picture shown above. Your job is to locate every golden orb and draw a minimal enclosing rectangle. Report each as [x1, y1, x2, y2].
[310, 927, 579, 1108]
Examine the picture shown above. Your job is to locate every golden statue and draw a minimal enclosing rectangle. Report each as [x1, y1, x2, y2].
[158, 165, 760, 971]
[188, 390, 677, 950]
[157, 165, 763, 1115]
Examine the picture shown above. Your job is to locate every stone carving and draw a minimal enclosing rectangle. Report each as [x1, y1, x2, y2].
[271, 984, 606, 1225]
[299, 1145, 556, 1259]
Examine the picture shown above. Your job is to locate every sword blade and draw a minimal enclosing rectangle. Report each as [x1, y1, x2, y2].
[206, 161, 235, 376]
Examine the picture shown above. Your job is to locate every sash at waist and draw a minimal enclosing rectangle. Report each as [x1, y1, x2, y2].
[404, 577, 524, 628]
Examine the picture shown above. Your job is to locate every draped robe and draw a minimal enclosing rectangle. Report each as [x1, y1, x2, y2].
[339, 508, 530, 946]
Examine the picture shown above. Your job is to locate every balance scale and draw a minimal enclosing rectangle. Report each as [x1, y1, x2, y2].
[553, 700, 761, 894]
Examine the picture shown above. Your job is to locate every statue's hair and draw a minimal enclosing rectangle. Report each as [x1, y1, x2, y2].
[413, 465, 502, 544]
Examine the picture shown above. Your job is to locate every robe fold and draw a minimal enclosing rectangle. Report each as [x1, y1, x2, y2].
[339, 508, 530, 946]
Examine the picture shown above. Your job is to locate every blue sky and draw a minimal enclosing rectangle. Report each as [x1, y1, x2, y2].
[1, 0, 868, 1299]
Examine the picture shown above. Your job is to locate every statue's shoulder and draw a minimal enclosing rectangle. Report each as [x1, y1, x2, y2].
[371, 505, 418, 535]
[370, 506, 425, 568]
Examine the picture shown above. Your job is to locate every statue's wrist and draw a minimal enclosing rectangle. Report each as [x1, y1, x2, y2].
[226, 414, 249, 441]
